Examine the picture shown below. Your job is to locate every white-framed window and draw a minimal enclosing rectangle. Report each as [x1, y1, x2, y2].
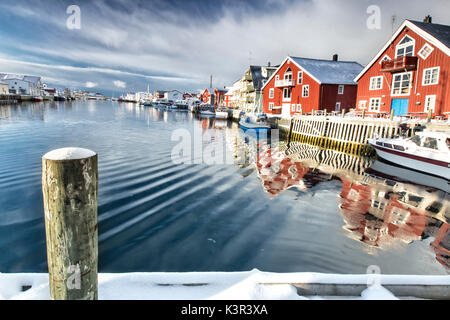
[269, 88, 274, 98]
[379, 55, 391, 64]
[296, 104, 302, 112]
[418, 43, 434, 60]
[284, 68, 293, 81]
[291, 104, 296, 112]
[275, 75, 280, 81]
[302, 85, 309, 97]
[424, 95, 436, 112]
[297, 71, 303, 85]
[369, 98, 381, 112]
[369, 76, 383, 90]
[395, 35, 415, 57]
[391, 72, 412, 96]
[269, 102, 274, 111]
[359, 100, 367, 109]
[335, 102, 341, 111]
[338, 85, 344, 95]
[422, 67, 439, 86]
[283, 87, 291, 100]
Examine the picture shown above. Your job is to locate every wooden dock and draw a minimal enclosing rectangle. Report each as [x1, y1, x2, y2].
[277, 115, 423, 156]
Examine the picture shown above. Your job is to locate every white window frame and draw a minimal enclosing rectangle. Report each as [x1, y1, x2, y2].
[422, 67, 440, 86]
[302, 85, 309, 98]
[369, 76, 383, 90]
[297, 71, 303, 85]
[269, 88, 274, 98]
[296, 104, 302, 112]
[424, 95, 436, 113]
[269, 102, 274, 111]
[275, 75, 280, 81]
[369, 98, 381, 112]
[418, 43, 434, 60]
[335, 102, 341, 111]
[283, 87, 291, 101]
[291, 104, 296, 112]
[391, 71, 412, 96]
[379, 54, 391, 64]
[359, 100, 367, 109]
[395, 35, 415, 58]
[284, 69, 293, 81]
[338, 85, 344, 95]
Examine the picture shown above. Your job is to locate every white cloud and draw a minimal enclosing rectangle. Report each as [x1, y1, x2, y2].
[1, 0, 449, 93]
[113, 80, 126, 88]
[85, 81, 98, 88]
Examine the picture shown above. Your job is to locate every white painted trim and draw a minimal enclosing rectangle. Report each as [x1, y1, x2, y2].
[338, 85, 344, 95]
[378, 54, 391, 64]
[369, 97, 381, 112]
[424, 95, 436, 112]
[297, 71, 303, 85]
[369, 76, 383, 90]
[395, 35, 415, 58]
[418, 43, 434, 60]
[269, 102, 274, 110]
[269, 88, 274, 98]
[302, 85, 310, 98]
[354, 20, 450, 82]
[422, 66, 440, 86]
[391, 71, 413, 96]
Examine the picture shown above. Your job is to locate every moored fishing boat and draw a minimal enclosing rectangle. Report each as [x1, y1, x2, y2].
[239, 115, 271, 132]
[368, 130, 450, 180]
[215, 107, 229, 120]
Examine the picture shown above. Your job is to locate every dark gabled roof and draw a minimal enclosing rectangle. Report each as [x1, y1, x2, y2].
[289, 57, 363, 85]
[408, 20, 450, 48]
[249, 65, 278, 91]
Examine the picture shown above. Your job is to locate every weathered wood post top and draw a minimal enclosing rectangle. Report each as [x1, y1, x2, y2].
[42, 147, 98, 300]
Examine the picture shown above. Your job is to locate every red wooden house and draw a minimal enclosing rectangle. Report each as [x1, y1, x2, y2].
[262, 56, 363, 118]
[200, 88, 214, 104]
[224, 90, 232, 107]
[213, 88, 227, 106]
[354, 18, 450, 118]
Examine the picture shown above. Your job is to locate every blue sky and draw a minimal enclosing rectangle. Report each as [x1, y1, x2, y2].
[0, 0, 448, 96]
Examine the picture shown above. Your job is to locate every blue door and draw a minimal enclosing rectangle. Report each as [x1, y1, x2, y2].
[391, 99, 409, 116]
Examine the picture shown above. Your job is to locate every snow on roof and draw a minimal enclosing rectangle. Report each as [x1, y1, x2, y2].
[290, 57, 363, 85]
[409, 20, 450, 48]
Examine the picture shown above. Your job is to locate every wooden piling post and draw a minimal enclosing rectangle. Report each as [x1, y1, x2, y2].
[341, 109, 345, 118]
[42, 148, 98, 300]
[390, 108, 394, 121]
[287, 118, 294, 145]
[427, 108, 432, 123]
[362, 109, 366, 119]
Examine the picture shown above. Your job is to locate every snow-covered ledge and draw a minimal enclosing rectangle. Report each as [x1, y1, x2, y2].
[43, 147, 96, 161]
[1, 270, 449, 300]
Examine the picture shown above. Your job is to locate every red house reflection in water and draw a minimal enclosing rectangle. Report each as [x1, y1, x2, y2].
[255, 145, 309, 197]
[339, 176, 449, 269]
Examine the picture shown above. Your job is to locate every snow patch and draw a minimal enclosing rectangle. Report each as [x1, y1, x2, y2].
[43, 148, 96, 160]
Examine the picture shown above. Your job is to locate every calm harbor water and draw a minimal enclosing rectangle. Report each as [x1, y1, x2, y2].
[0, 101, 448, 275]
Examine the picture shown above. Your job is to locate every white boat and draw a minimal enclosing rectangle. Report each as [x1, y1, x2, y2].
[239, 116, 271, 132]
[368, 130, 450, 180]
[199, 110, 216, 116]
[215, 107, 229, 120]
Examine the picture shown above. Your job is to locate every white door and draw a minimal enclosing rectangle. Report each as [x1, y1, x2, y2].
[282, 103, 291, 118]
